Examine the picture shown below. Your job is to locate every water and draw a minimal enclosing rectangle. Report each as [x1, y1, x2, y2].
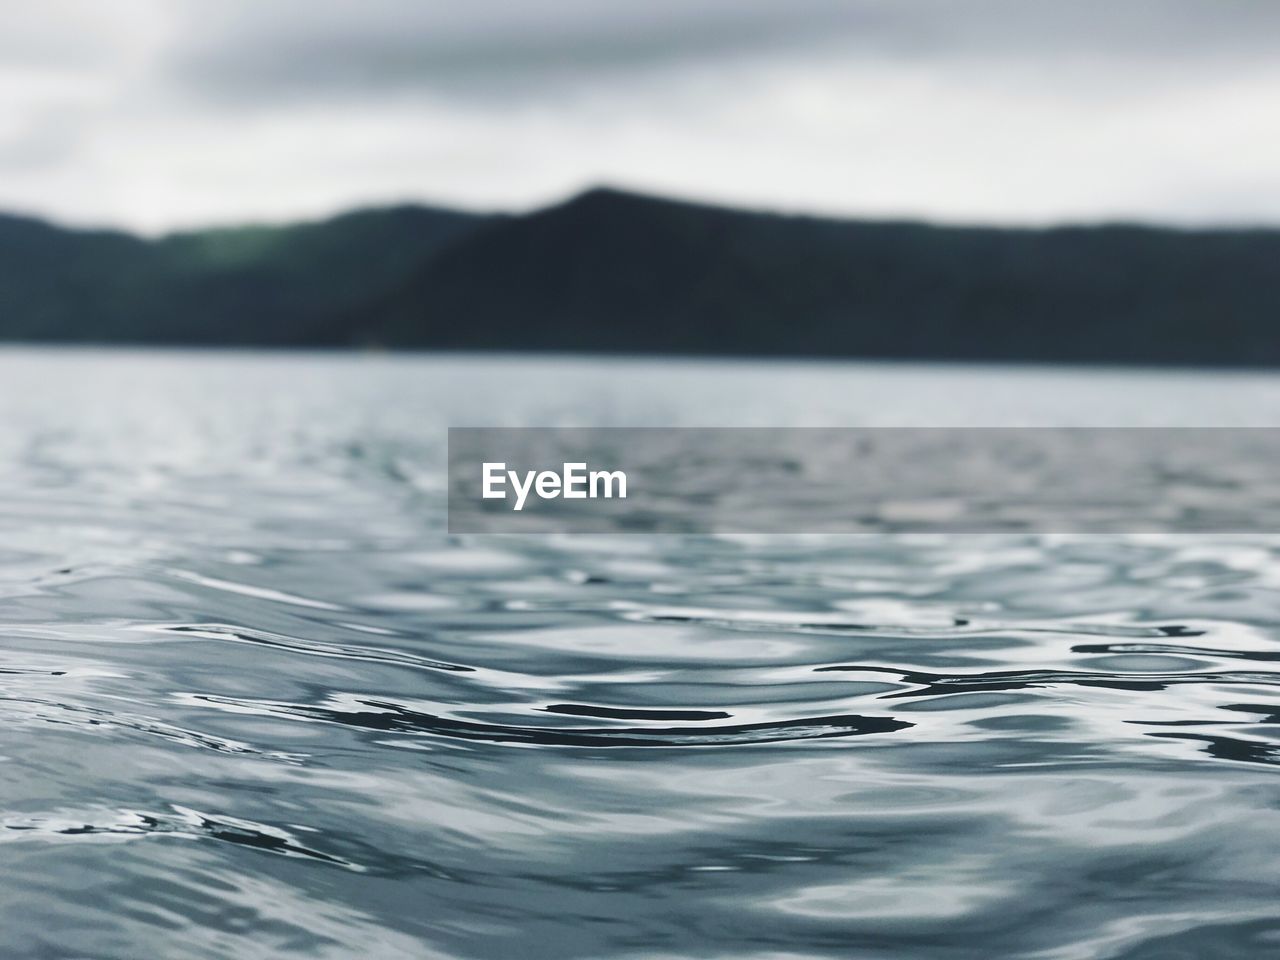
[2, 348, 1280, 958]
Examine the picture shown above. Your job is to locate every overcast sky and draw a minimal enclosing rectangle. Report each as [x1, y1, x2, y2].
[3, 0, 1278, 232]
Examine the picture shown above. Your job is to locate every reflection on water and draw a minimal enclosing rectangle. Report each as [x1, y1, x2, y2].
[0, 349, 1279, 958]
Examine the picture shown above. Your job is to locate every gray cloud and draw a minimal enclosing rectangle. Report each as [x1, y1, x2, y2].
[1, 0, 1278, 230]
[166, 1, 866, 102]
[163, 0, 1280, 103]
[0, 110, 85, 172]
[0, 6, 119, 67]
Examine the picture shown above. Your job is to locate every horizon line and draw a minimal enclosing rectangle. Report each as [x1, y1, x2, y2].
[5, 183, 1280, 239]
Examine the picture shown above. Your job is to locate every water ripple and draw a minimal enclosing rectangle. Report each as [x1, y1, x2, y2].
[1, 805, 361, 870]
[182, 692, 913, 747]
[136, 621, 475, 673]
[4, 353, 1280, 958]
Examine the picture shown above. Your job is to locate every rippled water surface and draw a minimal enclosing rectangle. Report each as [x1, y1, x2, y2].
[3, 349, 1280, 958]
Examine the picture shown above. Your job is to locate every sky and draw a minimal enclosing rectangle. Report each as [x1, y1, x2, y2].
[2, 0, 1279, 233]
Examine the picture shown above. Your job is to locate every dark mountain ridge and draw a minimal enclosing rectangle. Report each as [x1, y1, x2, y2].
[2, 188, 1277, 364]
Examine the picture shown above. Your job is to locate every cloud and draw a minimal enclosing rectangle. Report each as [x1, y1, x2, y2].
[165, 1, 866, 102]
[0, 1, 1277, 231]
[161, 0, 1280, 104]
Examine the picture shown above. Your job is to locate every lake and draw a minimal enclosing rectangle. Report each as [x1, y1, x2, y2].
[1, 348, 1279, 958]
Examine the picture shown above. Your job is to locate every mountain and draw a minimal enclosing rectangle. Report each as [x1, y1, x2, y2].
[153, 205, 496, 344]
[0, 213, 153, 341]
[2, 188, 1278, 364]
[0, 204, 493, 346]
